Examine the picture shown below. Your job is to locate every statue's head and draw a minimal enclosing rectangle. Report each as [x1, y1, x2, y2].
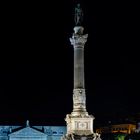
[77, 3, 80, 8]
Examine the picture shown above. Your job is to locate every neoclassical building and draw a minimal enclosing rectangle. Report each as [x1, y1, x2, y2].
[0, 120, 66, 140]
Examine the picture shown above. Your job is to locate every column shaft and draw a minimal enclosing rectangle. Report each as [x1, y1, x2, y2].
[74, 47, 85, 89]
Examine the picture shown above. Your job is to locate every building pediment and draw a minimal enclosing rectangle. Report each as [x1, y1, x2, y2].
[9, 126, 47, 137]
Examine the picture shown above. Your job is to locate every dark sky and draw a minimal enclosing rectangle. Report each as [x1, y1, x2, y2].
[0, 1, 140, 127]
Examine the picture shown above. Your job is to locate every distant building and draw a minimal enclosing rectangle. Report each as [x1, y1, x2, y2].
[134, 122, 140, 133]
[0, 120, 66, 140]
[96, 123, 136, 134]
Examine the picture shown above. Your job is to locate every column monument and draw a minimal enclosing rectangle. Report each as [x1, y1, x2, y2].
[62, 4, 101, 140]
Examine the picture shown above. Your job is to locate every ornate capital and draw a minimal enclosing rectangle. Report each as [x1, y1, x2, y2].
[70, 34, 88, 48]
[70, 26, 88, 48]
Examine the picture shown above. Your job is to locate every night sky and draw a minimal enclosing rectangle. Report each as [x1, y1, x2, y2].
[0, 1, 140, 127]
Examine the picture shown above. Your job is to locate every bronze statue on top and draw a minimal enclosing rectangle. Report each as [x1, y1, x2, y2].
[74, 3, 83, 26]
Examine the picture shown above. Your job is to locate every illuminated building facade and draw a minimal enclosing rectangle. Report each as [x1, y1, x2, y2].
[96, 123, 136, 134]
[0, 120, 66, 140]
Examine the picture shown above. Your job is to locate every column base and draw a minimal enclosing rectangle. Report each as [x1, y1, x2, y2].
[65, 113, 95, 136]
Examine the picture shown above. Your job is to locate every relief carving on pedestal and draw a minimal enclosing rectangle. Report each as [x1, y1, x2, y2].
[73, 89, 86, 106]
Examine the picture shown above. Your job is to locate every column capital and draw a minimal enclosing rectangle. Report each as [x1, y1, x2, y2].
[69, 26, 88, 48]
